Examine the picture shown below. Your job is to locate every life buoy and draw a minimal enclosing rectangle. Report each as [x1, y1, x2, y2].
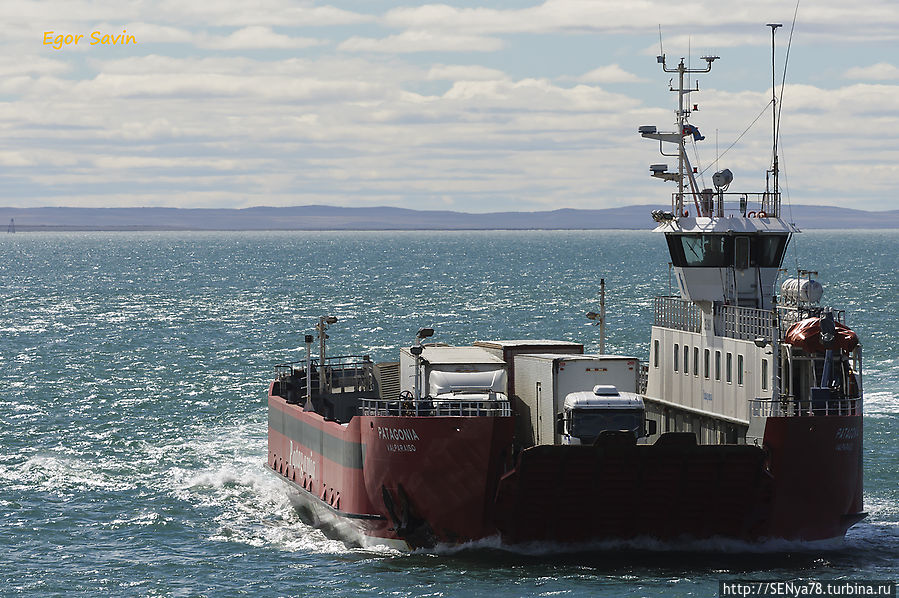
[757, 210, 767, 218]
[747, 211, 756, 218]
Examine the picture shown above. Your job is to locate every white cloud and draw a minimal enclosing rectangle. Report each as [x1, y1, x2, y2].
[845, 62, 899, 81]
[0, 55, 69, 76]
[198, 26, 324, 50]
[0, 151, 37, 167]
[578, 65, 645, 84]
[115, 23, 194, 45]
[427, 65, 507, 81]
[156, 0, 372, 27]
[339, 31, 503, 53]
[381, 1, 899, 43]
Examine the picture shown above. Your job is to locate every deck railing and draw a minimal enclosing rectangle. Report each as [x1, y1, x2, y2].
[777, 305, 846, 332]
[654, 296, 701, 333]
[360, 397, 511, 417]
[748, 397, 863, 418]
[276, 355, 376, 394]
[670, 191, 780, 219]
[655, 296, 783, 342]
[714, 304, 776, 341]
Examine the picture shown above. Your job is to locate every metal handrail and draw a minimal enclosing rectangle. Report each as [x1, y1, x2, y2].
[714, 303, 775, 340]
[654, 296, 702, 332]
[672, 191, 780, 219]
[275, 355, 375, 394]
[360, 397, 511, 417]
[748, 397, 863, 418]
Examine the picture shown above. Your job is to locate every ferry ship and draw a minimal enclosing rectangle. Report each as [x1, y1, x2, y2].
[267, 29, 865, 549]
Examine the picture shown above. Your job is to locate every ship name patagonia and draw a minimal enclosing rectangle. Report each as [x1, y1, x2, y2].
[377, 427, 420, 442]
[288, 441, 316, 480]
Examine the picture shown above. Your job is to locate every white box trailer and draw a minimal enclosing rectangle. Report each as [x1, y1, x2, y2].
[399, 345, 507, 398]
[474, 340, 584, 446]
[513, 353, 641, 446]
[473, 339, 583, 395]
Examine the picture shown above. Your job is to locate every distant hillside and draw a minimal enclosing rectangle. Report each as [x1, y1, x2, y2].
[2, 204, 897, 231]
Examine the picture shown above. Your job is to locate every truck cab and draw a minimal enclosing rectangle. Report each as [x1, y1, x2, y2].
[557, 385, 656, 445]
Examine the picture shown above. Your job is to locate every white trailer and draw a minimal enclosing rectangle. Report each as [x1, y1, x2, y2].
[399, 346, 507, 399]
[513, 353, 641, 446]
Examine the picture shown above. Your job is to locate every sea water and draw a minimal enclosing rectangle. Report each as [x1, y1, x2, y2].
[1, 230, 896, 597]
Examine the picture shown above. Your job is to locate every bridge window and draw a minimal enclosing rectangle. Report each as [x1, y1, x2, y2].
[654, 340, 660, 368]
[737, 354, 744, 385]
[667, 234, 731, 268]
[754, 235, 789, 268]
[715, 351, 721, 381]
[726, 353, 733, 383]
[762, 359, 769, 390]
[666, 233, 789, 269]
[684, 345, 689, 374]
[674, 344, 679, 372]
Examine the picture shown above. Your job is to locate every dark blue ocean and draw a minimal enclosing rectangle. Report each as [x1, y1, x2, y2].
[1, 230, 896, 597]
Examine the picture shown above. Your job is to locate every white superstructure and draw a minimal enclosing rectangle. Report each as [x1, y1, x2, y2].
[637, 48, 794, 445]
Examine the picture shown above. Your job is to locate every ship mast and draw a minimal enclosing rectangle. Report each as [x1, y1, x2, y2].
[660, 53, 718, 216]
[767, 23, 782, 198]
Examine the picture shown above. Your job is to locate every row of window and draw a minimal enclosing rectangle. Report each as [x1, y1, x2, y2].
[652, 340, 768, 390]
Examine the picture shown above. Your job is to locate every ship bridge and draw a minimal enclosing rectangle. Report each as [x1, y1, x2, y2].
[655, 205, 794, 310]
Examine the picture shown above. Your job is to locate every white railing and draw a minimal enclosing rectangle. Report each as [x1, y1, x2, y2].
[655, 297, 782, 342]
[714, 304, 776, 341]
[360, 397, 511, 417]
[654, 296, 702, 332]
[749, 397, 863, 418]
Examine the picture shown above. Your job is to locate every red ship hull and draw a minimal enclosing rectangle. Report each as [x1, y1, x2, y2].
[762, 414, 865, 540]
[269, 384, 864, 548]
[494, 414, 864, 544]
[267, 385, 515, 548]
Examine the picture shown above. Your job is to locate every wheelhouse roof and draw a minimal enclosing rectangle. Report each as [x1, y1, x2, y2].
[653, 216, 796, 234]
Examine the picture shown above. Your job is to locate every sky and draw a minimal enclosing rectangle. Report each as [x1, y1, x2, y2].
[2, 0, 898, 212]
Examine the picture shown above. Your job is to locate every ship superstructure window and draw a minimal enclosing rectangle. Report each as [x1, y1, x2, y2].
[704, 349, 710, 379]
[666, 233, 789, 269]
[737, 354, 744, 385]
[693, 347, 699, 376]
[715, 351, 721, 380]
[684, 346, 689, 374]
[755, 236, 789, 267]
[762, 359, 769, 390]
[654, 340, 660, 368]
[674, 344, 679, 372]
[726, 353, 733, 383]
[667, 234, 731, 268]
